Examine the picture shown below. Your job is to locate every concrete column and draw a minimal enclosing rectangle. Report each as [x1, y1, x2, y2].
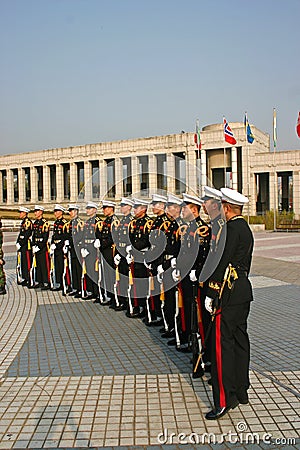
[0, 171, 3, 203]
[131, 156, 139, 195]
[43, 165, 50, 203]
[70, 163, 78, 202]
[148, 154, 157, 194]
[30, 167, 38, 203]
[231, 146, 238, 190]
[200, 149, 207, 196]
[187, 148, 197, 194]
[166, 153, 175, 193]
[84, 161, 92, 200]
[115, 157, 123, 200]
[7, 169, 14, 205]
[18, 168, 26, 204]
[293, 171, 300, 218]
[56, 164, 64, 203]
[269, 171, 276, 211]
[249, 172, 256, 216]
[99, 160, 107, 199]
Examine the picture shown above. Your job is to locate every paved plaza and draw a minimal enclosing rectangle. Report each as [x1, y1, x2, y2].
[0, 231, 299, 449]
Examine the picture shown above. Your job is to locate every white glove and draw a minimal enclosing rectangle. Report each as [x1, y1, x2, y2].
[64, 240, 69, 247]
[114, 254, 121, 266]
[172, 269, 180, 283]
[81, 248, 89, 258]
[50, 243, 56, 252]
[94, 239, 101, 249]
[32, 245, 40, 254]
[143, 259, 152, 270]
[157, 265, 164, 284]
[171, 257, 177, 269]
[126, 254, 133, 265]
[16, 243, 21, 251]
[205, 296, 214, 314]
[126, 245, 132, 254]
[63, 245, 69, 255]
[189, 269, 197, 282]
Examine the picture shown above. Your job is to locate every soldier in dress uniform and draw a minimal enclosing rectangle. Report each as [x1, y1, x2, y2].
[126, 198, 152, 318]
[199, 186, 226, 371]
[81, 202, 102, 300]
[0, 220, 6, 295]
[159, 194, 185, 339]
[49, 204, 69, 291]
[31, 205, 50, 290]
[204, 188, 253, 420]
[144, 194, 169, 326]
[112, 197, 134, 312]
[66, 204, 84, 297]
[175, 193, 210, 354]
[95, 200, 119, 306]
[16, 206, 33, 286]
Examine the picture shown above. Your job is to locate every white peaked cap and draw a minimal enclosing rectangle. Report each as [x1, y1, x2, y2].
[54, 204, 65, 212]
[34, 205, 44, 211]
[68, 204, 80, 210]
[166, 194, 182, 206]
[220, 188, 249, 206]
[132, 198, 150, 207]
[202, 186, 222, 201]
[120, 197, 134, 206]
[19, 206, 30, 213]
[182, 193, 203, 206]
[102, 200, 116, 208]
[86, 201, 98, 209]
[151, 193, 168, 204]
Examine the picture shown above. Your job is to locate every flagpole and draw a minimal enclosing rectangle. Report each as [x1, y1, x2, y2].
[273, 108, 277, 231]
[245, 112, 250, 224]
[223, 147, 226, 187]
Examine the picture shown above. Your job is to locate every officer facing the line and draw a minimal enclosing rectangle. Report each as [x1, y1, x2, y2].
[204, 188, 254, 420]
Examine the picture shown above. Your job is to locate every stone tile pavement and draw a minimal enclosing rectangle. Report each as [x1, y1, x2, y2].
[0, 231, 299, 449]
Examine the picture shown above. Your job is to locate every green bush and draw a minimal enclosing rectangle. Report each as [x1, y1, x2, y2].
[245, 210, 295, 230]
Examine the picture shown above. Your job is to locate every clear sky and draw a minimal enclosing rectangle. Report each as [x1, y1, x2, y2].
[1, 0, 300, 156]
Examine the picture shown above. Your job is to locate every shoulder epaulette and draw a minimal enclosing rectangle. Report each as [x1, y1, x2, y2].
[208, 280, 221, 291]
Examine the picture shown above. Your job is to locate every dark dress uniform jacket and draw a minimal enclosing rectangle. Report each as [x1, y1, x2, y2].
[51, 217, 69, 286]
[129, 214, 152, 277]
[206, 215, 254, 410]
[67, 217, 84, 291]
[32, 218, 50, 284]
[17, 217, 33, 282]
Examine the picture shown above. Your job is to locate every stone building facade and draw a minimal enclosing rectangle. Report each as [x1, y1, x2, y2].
[0, 122, 299, 217]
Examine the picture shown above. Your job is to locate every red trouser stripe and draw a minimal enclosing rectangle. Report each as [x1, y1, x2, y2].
[196, 288, 205, 343]
[215, 309, 226, 407]
[45, 252, 50, 283]
[26, 251, 31, 271]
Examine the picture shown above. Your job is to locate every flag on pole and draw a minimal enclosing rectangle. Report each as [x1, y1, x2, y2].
[296, 112, 300, 139]
[223, 117, 237, 145]
[194, 119, 201, 159]
[244, 112, 254, 144]
[273, 108, 277, 149]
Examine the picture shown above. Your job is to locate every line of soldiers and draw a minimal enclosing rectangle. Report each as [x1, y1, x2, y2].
[16, 186, 253, 421]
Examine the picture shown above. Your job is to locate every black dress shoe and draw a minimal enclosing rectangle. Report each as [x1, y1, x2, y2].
[237, 393, 249, 404]
[207, 378, 212, 385]
[74, 292, 82, 298]
[159, 327, 167, 333]
[101, 299, 111, 306]
[161, 330, 175, 339]
[41, 284, 50, 290]
[167, 339, 177, 346]
[0, 288, 7, 295]
[50, 286, 61, 291]
[204, 363, 211, 373]
[21, 280, 28, 286]
[205, 400, 239, 420]
[114, 304, 126, 311]
[176, 345, 192, 353]
[68, 290, 78, 296]
[192, 368, 204, 379]
[93, 298, 101, 304]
